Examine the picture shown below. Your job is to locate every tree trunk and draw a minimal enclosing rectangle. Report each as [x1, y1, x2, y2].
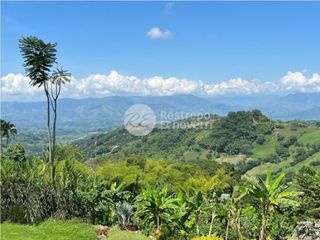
[44, 86, 53, 183]
[208, 212, 216, 236]
[52, 98, 57, 183]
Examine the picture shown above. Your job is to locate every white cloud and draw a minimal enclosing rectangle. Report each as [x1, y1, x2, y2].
[1, 73, 42, 101]
[1, 71, 320, 101]
[145, 76, 200, 95]
[204, 78, 278, 95]
[281, 71, 320, 92]
[147, 27, 173, 40]
[62, 71, 200, 98]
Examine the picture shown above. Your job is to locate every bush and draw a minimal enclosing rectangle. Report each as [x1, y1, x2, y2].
[256, 135, 266, 145]
[240, 143, 252, 155]
[276, 145, 289, 158]
[276, 134, 285, 141]
[264, 153, 281, 163]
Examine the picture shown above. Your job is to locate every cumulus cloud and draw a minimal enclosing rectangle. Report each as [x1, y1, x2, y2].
[1, 73, 42, 101]
[204, 78, 278, 95]
[62, 71, 201, 98]
[147, 27, 173, 40]
[281, 71, 320, 92]
[1, 71, 320, 101]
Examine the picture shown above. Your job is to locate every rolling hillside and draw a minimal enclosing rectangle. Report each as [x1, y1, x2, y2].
[74, 110, 320, 178]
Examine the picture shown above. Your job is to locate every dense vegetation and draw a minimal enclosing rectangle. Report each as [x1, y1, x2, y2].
[1, 140, 320, 239]
[1, 36, 319, 240]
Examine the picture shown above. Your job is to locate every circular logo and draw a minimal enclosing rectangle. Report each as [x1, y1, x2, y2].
[124, 104, 156, 136]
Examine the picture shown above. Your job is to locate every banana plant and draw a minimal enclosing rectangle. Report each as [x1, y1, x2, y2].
[247, 172, 300, 240]
[135, 185, 179, 229]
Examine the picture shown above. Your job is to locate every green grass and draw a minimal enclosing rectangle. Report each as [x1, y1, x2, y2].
[247, 124, 320, 177]
[297, 127, 320, 145]
[218, 154, 247, 165]
[251, 136, 277, 159]
[282, 152, 320, 174]
[246, 152, 320, 177]
[0, 219, 149, 240]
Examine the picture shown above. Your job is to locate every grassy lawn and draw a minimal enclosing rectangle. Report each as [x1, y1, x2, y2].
[0, 219, 149, 240]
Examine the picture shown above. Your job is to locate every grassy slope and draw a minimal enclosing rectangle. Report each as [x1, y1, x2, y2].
[247, 125, 320, 176]
[0, 219, 149, 240]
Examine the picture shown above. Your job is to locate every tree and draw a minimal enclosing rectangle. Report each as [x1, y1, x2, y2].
[19, 36, 70, 182]
[295, 166, 320, 218]
[248, 172, 299, 240]
[19, 36, 57, 181]
[0, 120, 17, 145]
[50, 68, 71, 179]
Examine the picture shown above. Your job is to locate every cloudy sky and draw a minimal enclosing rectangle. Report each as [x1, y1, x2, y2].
[2, 2, 320, 101]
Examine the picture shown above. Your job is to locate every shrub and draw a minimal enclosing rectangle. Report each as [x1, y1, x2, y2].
[256, 135, 266, 145]
[276, 134, 285, 141]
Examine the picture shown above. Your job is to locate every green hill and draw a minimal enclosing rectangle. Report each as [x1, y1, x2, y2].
[74, 110, 320, 177]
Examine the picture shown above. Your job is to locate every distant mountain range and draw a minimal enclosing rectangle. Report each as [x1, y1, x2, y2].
[2, 93, 320, 132]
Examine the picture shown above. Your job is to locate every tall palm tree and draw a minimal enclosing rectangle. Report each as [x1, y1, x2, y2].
[248, 172, 299, 240]
[0, 119, 17, 145]
[19, 36, 57, 182]
[50, 68, 71, 179]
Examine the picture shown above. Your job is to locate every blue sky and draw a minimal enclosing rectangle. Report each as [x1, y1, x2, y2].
[1, 1, 320, 100]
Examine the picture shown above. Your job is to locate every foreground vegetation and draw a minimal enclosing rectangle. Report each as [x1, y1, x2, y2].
[1, 141, 319, 239]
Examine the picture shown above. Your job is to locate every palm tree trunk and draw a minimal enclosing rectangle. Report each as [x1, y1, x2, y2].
[44, 85, 53, 182]
[52, 98, 57, 183]
[208, 212, 216, 236]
